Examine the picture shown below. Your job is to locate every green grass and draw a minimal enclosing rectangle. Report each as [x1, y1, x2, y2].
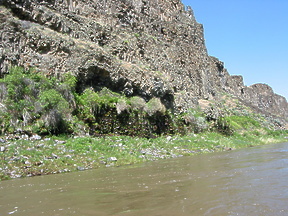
[224, 115, 260, 130]
[1, 129, 287, 180]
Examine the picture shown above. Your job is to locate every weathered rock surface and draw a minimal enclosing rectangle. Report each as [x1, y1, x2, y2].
[240, 84, 288, 119]
[0, 0, 287, 120]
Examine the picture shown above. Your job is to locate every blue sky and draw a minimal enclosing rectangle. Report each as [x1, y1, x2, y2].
[181, 0, 288, 100]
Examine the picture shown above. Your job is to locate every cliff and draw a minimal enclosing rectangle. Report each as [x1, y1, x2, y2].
[0, 0, 287, 125]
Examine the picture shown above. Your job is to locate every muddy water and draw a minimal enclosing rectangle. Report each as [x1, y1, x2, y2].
[1, 142, 288, 216]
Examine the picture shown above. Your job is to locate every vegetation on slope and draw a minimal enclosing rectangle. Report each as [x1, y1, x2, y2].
[0, 67, 287, 180]
[0, 66, 286, 137]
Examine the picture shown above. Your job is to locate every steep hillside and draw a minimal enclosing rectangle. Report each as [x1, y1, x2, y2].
[0, 0, 287, 134]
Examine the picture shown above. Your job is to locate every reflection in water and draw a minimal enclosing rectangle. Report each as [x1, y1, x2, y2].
[0, 142, 288, 216]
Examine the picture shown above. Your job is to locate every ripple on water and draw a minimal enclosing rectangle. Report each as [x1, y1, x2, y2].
[0, 142, 288, 215]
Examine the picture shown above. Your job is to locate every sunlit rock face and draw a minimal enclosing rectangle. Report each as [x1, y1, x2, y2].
[0, 0, 287, 119]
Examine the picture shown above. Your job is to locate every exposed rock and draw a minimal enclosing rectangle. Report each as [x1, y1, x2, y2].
[0, 0, 287, 121]
[0, 146, 5, 152]
[24, 160, 31, 165]
[55, 140, 66, 144]
[77, 166, 85, 171]
[65, 154, 72, 159]
[240, 84, 288, 119]
[30, 134, 42, 140]
[166, 136, 172, 141]
[107, 157, 118, 162]
[51, 153, 58, 159]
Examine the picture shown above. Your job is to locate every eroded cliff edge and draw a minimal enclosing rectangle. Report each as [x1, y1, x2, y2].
[1, 0, 287, 122]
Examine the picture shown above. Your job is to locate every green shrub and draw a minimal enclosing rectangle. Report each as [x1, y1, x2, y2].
[39, 89, 69, 111]
[215, 117, 235, 136]
[75, 88, 100, 122]
[1, 67, 38, 127]
[98, 87, 121, 107]
[38, 89, 72, 134]
[0, 66, 75, 134]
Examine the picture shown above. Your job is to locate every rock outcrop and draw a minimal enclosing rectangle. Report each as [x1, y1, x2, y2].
[240, 84, 288, 119]
[0, 0, 287, 120]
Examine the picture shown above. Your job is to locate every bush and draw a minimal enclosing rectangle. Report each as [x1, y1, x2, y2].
[129, 96, 146, 112]
[38, 89, 72, 134]
[75, 87, 123, 134]
[145, 98, 166, 116]
[1, 67, 38, 128]
[181, 109, 208, 133]
[116, 98, 130, 114]
[215, 117, 235, 136]
[0, 66, 76, 134]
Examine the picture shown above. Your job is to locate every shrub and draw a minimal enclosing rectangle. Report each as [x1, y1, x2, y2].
[181, 109, 208, 133]
[0, 66, 75, 134]
[129, 96, 146, 112]
[116, 98, 130, 114]
[75, 88, 100, 122]
[145, 98, 166, 116]
[1, 67, 38, 127]
[75, 87, 121, 134]
[38, 89, 72, 134]
[215, 117, 234, 136]
[39, 89, 69, 111]
[98, 87, 121, 107]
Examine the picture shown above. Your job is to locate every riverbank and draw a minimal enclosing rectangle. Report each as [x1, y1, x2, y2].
[1, 130, 287, 180]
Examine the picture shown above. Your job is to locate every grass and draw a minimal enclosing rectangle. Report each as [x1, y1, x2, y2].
[1, 130, 287, 180]
[0, 67, 287, 180]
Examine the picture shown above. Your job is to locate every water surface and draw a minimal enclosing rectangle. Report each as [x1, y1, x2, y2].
[1, 142, 288, 215]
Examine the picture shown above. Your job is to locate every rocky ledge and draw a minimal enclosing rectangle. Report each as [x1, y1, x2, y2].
[0, 0, 287, 124]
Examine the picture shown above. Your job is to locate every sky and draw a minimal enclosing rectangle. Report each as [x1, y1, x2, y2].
[181, 0, 288, 100]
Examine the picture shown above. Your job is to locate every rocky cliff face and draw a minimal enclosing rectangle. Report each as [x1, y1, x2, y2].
[1, 0, 287, 120]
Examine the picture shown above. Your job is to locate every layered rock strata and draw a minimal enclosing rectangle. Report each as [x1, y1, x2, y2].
[0, 0, 287, 120]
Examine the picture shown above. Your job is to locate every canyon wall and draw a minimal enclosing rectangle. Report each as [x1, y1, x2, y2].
[0, 0, 287, 120]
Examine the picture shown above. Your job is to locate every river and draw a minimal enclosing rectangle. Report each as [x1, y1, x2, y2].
[0, 142, 288, 216]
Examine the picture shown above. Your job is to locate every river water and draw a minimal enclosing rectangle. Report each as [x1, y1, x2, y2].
[1, 142, 288, 216]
